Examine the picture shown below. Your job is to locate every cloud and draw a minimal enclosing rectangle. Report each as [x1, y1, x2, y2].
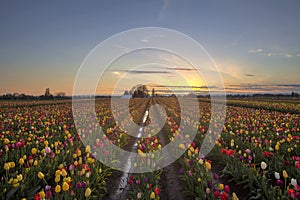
[139, 34, 164, 44]
[114, 44, 130, 53]
[248, 48, 264, 53]
[226, 83, 300, 93]
[223, 35, 243, 48]
[154, 89, 216, 94]
[140, 39, 149, 43]
[263, 52, 273, 57]
[166, 67, 195, 71]
[277, 84, 300, 88]
[114, 70, 171, 74]
[112, 71, 122, 77]
[151, 85, 217, 89]
[159, 0, 170, 19]
[284, 54, 293, 58]
[247, 48, 298, 59]
[244, 74, 255, 77]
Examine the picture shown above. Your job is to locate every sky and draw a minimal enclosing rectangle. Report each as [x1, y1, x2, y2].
[1, 0, 300, 95]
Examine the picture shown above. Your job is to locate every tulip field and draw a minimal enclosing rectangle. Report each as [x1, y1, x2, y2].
[0, 97, 299, 200]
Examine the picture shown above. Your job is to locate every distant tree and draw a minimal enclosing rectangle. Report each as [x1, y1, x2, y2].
[45, 88, 51, 97]
[124, 90, 129, 95]
[152, 88, 155, 97]
[291, 91, 299, 97]
[131, 84, 149, 98]
[55, 92, 66, 98]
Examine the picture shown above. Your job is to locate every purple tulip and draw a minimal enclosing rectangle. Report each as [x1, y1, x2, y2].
[81, 181, 87, 188]
[45, 185, 51, 191]
[69, 164, 74, 171]
[276, 179, 283, 187]
[207, 181, 212, 188]
[179, 168, 184, 175]
[76, 182, 81, 189]
[213, 173, 219, 180]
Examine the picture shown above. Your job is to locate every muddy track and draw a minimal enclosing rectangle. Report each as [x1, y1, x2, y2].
[104, 99, 151, 200]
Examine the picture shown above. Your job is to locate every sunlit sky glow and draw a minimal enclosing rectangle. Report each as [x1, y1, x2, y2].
[0, 1, 300, 95]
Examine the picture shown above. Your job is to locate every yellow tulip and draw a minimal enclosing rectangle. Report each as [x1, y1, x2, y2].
[38, 172, 44, 179]
[85, 188, 92, 197]
[4, 138, 10, 144]
[31, 148, 37, 154]
[13, 183, 20, 188]
[85, 145, 91, 154]
[13, 178, 18, 184]
[9, 162, 15, 168]
[55, 175, 60, 183]
[179, 144, 185, 150]
[17, 174, 23, 181]
[55, 170, 61, 176]
[62, 182, 69, 191]
[19, 158, 24, 165]
[39, 191, 45, 199]
[4, 163, 10, 170]
[205, 161, 211, 170]
[198, 159, 204, 165]
[150, 192, 155, 199]
[77, 149, 82, 156]
[219, 184, 224, 190]
[61, 169, 67, 177]
[283, 170, 288, 178]
[55, 185, 61, 193]
[232, 192, 239, 200]
[157, 144, 161, 150]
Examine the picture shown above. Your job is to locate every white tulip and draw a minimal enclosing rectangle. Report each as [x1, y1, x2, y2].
[261, 161, 267, 170]
[291, 178, 297, 186]
[274, 172, 280, 180]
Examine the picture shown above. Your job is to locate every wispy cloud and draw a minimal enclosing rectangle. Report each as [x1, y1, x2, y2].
[248, 48, 264, 53]
[284, 54, 293, 58]
[139, 34, 164, 43]
[140, 39, 149, 43]
[113, 70, 171, 74]
[159, 0, 170, 19]
[263, 52, 273, 57]
[248, 48, 299, 59]
[114, 44, 130, 53]
[150, 85, 217, 89]
[223, 35, 243, 48]
[166, 67, 195, 71]
[226, 83, 300, 93]
[244, 74, 255, 77]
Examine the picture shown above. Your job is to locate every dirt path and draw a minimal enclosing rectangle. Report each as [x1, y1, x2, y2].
[152, 97, 193, 200]
[104, 100, 151, 199]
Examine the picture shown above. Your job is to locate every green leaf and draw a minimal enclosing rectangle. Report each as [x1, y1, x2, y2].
[6, 186, 21, 200]
[26, 185, 41, 199]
